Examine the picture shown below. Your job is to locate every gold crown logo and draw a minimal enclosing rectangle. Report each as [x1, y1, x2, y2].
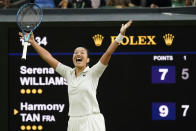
[163, 33, 174, 46]
[92, 34, 104, 46]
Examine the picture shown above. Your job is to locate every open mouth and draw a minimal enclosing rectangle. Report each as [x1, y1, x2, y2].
[76, 58, 82, 63]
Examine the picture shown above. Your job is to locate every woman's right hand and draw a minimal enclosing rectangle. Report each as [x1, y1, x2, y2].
[19, 31, 35, 44]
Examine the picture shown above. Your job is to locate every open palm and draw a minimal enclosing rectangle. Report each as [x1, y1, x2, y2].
[120, 20, 133, 35]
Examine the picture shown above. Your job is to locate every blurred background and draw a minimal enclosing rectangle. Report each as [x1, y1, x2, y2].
[0, 0, 195, 9]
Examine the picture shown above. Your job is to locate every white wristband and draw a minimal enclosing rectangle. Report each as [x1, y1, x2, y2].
[115, 33, 124, 43]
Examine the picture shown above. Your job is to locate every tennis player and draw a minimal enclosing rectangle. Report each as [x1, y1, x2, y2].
[19, 20, 132, 131]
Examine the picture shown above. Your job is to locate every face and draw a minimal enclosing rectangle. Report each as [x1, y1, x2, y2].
[73, 47, 90, 69]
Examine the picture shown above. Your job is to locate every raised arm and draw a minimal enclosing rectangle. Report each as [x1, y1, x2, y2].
[100, 20, 133, 65]
[19, 32, 59, 69]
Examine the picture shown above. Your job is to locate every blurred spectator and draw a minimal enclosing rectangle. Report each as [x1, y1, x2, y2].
[106, 0, 130, 8]
[186, 0, 196, 6]
[58, 0, 68, 8]
[55, 0, 69, 8]
[67, 0, 104, 8]
[32, 0, 72, 8]
[71, 0, 91, 8]
[91, 0, 100, 8]
[34, 0, 55, 8]
[0, 0, 10, 8]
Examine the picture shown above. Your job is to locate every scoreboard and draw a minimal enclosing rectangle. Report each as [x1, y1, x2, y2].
[8, 24, 196, 131]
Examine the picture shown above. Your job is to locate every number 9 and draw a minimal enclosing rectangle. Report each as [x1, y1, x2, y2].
[159, 105, 169, 117]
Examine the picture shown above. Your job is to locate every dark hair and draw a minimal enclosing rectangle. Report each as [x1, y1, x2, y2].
[83, 47, 90, 58]
[82, 47, 90, 66]
[74, 46, 90, 58]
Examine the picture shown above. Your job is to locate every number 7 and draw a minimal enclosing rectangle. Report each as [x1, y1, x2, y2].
[159, 68, 168, 80]
[181, 105, 189, 117]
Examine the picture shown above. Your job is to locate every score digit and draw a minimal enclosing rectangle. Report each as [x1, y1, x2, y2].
[152, 66, 176, 83]
[159, 69, 168, 80]
[183, 55, 187, 61]
[181, 105, 189, 117]
[159, 105, 169, 117]
[181, 68, 189, 80]
[152, 102, 176, 120]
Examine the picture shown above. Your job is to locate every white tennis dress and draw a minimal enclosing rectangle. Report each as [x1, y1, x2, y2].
[56, 61, 107, 131]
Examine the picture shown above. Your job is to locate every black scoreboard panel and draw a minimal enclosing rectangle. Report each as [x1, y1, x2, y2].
[9, 24, 196, 131]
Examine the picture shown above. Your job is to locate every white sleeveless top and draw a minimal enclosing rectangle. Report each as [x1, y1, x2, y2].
[56, 61, 107, 116]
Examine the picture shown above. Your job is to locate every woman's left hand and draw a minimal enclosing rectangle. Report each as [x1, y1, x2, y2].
[120, 19, 133, 36]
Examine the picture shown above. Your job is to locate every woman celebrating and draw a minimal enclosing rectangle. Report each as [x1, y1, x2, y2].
[19, 20, 132, 131]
